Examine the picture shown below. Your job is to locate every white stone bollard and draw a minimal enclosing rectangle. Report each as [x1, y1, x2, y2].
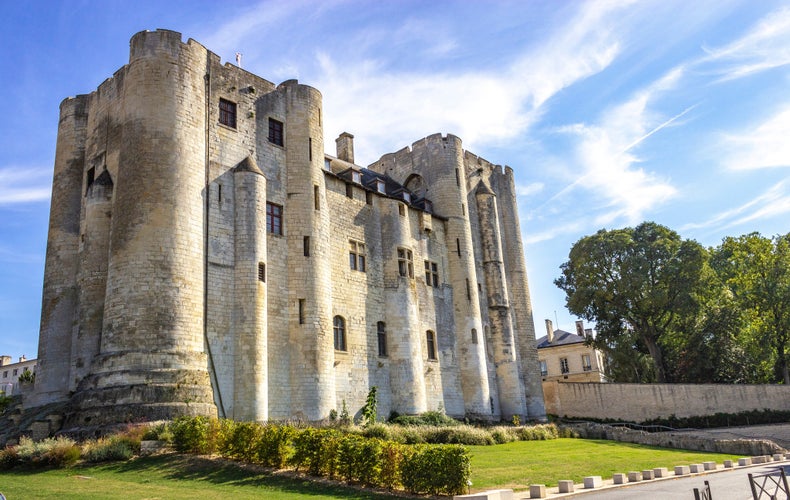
[774, 454, 785, 462]
[613, 473, 626, 484]
[675, 465, 691, 476]
[653, 467, 669, 478]
[583, 476, 602, 489]
[690, 464, 705, 473]
[529, 484, 546, 499]
[641, 469, 655, 480]
[558, 480, 574, 493]
[724, 460, 734, 468]
[703, 461, 716, 471]
[628, 471, 642, 482]
[738, 457, 752, 466]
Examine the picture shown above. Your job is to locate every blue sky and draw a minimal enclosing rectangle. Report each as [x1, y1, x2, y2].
[2, 1, 789, 359]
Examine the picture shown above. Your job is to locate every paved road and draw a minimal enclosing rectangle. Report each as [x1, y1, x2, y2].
[563, 464, 789, 500]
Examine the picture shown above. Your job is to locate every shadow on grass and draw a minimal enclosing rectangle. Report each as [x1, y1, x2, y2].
[92, 454, 411, 499]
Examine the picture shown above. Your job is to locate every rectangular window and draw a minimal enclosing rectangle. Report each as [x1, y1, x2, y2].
[314, 185, 320, 210]
[582, 354, 592, 371]
[266, 203, 283, 235]
[471, 328, 478, 344]
[268, 118, 284, 146]
[13, 369, 18, 376]
[303, 236, 310, 257]
[376, 179, 386, 194]
[309, 137, 313, 161]
[397, 248, 414, 278]
[377, 322, 387, 357]
[346, 183, 353, 199]
[366, 191, 373, 205]
[466, 278, 471, 300]
[85, 167, 95, 195]
[258, 262, 266, 282]
[218, 184, 223, 204]
[2, 371, 7, 378]
[219, 98, 237, 128]
[456, 238, 461, 257]
[540, 360, 548, 377]
[398, 203, 406, 216]
[350, 240, 366, 272]
[352, 171, 362, 183]
[455, 168, 460, 187]
[426, 331, 437, 360]
[298, 299, 305, 325]
[560, 357, 569, 374]
[424, 260, 439, 287]
[324, 158, 332, 171]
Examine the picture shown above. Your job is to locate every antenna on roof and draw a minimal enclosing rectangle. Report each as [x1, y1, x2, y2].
[235, 52, 242, 68]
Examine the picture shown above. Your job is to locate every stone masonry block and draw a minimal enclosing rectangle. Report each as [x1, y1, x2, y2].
[738, 458, 752, 466]
[628, 471, 642, 482]
[529, 485, 546, 498]
[689, 464, 704, 473]
[641, 469, 655, 480]
[453, 489, 514, 500]
[613, 473, 626, 484]
[703, 461, 717, 471]
[724, 460, 734, 468]
[583, 476, 602, 489]
[675, 465, 691, 476]
[653, 467, 669, 478]
[558, 480, 574, 493]
[773, 454, 785, 462]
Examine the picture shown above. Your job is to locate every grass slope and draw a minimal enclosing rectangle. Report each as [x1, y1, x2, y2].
[469, 438, 741, 491]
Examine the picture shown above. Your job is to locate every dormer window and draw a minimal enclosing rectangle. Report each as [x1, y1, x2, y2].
[376, 179, 386, 194]
[423, 200, 433, 213]
[324, 159, 332, 171]
[352, 171, 362, 184]
[402, 192, 411, 203]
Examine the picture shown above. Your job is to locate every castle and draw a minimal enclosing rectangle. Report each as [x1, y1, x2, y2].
[31, 30, 546, 428]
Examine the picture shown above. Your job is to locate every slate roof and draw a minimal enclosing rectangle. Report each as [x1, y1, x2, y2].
[535, 329, 588, 349]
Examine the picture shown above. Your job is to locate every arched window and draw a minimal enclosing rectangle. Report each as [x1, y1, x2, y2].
[377, 322, 387, 357]
[333, 316, 346, 351]
[471, 328, 478, 344]
[426, 330, 437, 360]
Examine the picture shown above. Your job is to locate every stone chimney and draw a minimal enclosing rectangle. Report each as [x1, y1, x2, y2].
[0, 355, 10, 366]
[19, 355, 26, 363]
[575, 320, 584, 337]
[336, 132, 355, 164]
[585, 328, 594, 339]
[545, 319, 554, 343]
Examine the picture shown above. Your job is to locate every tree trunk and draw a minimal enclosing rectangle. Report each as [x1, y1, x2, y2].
[643, 335, 667, 383]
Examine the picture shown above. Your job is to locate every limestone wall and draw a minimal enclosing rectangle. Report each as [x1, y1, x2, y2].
[547, 381, 790, 421]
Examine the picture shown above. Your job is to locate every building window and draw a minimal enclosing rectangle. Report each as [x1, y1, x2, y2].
[324, 158, 332, 171]
[346, 183, 353, 198]
[219, 99, 237, 128]
[258, 262, 266, 282]
[366, 191, 373, 205]
[560, 357, 569, 374]
[466, 279, 471, 300]
[349, 240, 366, 272]
[13, 369, 18, 376]
[426, 330, 437, 360]
[455, 168, 460, 187]
[540, 360, 548, 377]
[456, 238, 461, 257]
[266, 203, 283, 235]
[424, 261, 439, 287]
[268, 118, 284, 146]
[423, 200, 433, 213]
[309, 137, 313, 161]
[397, 248, 414, 278]
[377, 321, 387, 357]
[303, 236, 310, 257]
[582, 354, 592, 371]
[314, 185, 320, 210]
[398, 203, 406, 216]
[85, 167, 95, 195]
[334, 316, 346, 351]
[376, 179, 386, 194]
[298, 299, 305, 325]
[2, 371, 7, 378]
[471, 328, 478, 344]
[352, 171, 362, 183]
[402, 192, 411, 203]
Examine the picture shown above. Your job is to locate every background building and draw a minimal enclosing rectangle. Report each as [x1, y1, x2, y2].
[1, 356, 36, 396]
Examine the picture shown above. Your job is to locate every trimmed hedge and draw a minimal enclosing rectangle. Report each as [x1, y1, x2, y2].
[401, 444, 470, 496]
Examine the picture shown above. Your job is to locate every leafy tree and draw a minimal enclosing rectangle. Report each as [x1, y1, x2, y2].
[555, 222, 707, 382]
[711, 232, 790, 384]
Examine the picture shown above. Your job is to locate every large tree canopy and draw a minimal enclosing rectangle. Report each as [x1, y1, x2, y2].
[555, 222, 707, 383]
[711, 233, 790, 384]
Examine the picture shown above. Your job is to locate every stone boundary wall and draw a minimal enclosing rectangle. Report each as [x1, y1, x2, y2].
[569, 422, 785, 456]
[545, 381, 790, 421]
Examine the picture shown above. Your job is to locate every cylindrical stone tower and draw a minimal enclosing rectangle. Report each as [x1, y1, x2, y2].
[68, 30, 216, 426]
[383, 200, 427, 414]
[282, 81, 336, 421]
[232, 157, 268, 421]
[70, 168, 113, 391]
[30, 95, 89, 408]
[475, 181, 528, 420]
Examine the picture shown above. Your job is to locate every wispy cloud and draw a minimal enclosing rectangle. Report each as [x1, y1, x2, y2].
[0, 167, 51, 205]
[682, 179, 790, 233]
[719, 106, 790, 170]
[698, 6, 790, 82]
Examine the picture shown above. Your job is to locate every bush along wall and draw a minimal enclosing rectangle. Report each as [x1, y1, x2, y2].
[168, 416, 472, 496]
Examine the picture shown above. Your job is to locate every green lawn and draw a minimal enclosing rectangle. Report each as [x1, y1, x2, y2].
[0, 440, 744, 498]
[469, 438, 741, 491]
[0, 454, 405, 500]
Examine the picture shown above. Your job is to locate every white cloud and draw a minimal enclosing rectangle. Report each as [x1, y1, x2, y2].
[720, 106, 790, 170]
[698, 6, 790, 81]
[0, 167, 51, 205]
[516, 182, 544, 197]
[682, 180, 790, 233]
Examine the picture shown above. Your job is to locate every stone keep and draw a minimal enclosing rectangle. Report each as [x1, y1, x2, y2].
[31, 29, 546, 428]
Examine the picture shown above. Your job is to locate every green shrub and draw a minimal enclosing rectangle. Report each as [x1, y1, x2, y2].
[0, 446, 19, 469]
[83, 438, 134, 463]
[255, 424, 295, 468]
[222, 421, 262, 462]
[422, 426, 494, 446]
[389, 410, 459, 427]
[289, 427, 341, 477]
[379, 441, 404, 490]
[361, 386, 378, 427]
[400, 444, 470, 496]
[14, 436, 80, 467]
[336, 434, 383, 486]
[170, 415, 219, 454]
[360, 422, 391, 441]
[490, 426, 518, 444]
[518, 424, 559, 441]
[141, 422, 174, 442]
